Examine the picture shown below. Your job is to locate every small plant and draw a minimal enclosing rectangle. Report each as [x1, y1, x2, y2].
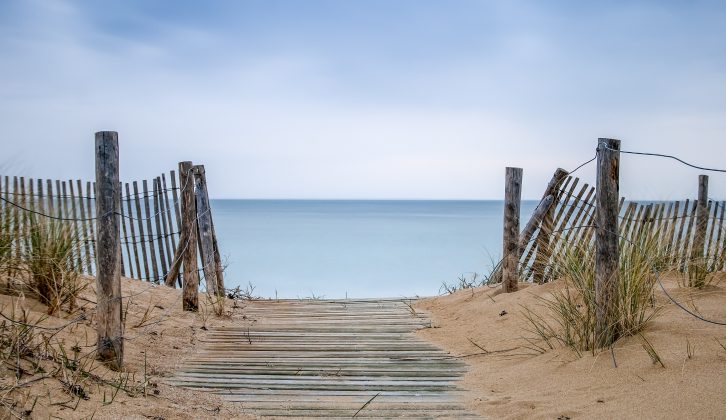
[440, 272, 481, 294]
[23, 215, 85, 315]
[227, 281, 259, 300]
[640, 334, 665, 367]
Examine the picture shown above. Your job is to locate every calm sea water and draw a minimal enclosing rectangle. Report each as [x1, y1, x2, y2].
[210, 200, 538, 299]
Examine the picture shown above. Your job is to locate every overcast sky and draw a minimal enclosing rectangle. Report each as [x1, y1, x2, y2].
[0, 0, 724, 199]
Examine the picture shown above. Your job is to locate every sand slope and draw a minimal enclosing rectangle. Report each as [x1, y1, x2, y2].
[0, 276, 255, 419]
[416, 275, 726, 419]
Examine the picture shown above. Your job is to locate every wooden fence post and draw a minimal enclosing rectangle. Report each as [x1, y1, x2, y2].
[95, 131, 123, 370]
[502, 167, 523, 293]
[178, 161, 200, 311]
[595, 138, 620, 348]
[690, 174, 709, 287]
[193, 165, 225, 296]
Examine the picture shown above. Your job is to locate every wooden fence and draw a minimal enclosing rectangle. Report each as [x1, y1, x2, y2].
[0, 169, 209, 286]
[513, 174, 725, 283]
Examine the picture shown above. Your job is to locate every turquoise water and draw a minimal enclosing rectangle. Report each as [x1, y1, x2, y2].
[210, 200, 538, 299]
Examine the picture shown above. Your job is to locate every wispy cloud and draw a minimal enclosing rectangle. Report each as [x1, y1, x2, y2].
[0, 0, 724, 199]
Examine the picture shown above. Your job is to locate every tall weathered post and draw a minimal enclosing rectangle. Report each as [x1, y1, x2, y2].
[193, 165, 225, 296]
[502, 167, 523, 293]
[177, 161, 201, 311]
[95, 131, 123, 370]
[690, 174, 709, 287]
[595, 138, 620, 348]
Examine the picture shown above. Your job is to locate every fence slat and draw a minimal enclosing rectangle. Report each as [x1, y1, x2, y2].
[46, 179, 54, 218]
[118, 182, 133, 278]
[715, 201, 726, 270]
[133, 181, 151, 281]
[153, 178, 169, 279]
[76, 180, 92, 274]
[124, 183, 142, 279]
[85, 181, 96, 274]
[170, 170, 182, 232]
[532, 176, 574, 283]
[56, 180, 63, 219]
[705, 200, 718, 267]
[12, 177, 21, 265]
[142, 180, 160, 283]
[68, 180, 83, 271]
[24, 178, 32, 257]
[161, 173, 180, 287]
[680, 200, 698, 270]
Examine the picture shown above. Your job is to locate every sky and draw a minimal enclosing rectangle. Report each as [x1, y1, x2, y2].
[0, 0, 725, 200]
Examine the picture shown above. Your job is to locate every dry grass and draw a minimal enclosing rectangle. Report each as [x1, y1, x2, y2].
[22, 215, 86, 315]
[522, 228, 668, 354]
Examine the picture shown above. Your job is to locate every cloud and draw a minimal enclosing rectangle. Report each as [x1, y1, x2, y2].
[0, 0, 725, 199]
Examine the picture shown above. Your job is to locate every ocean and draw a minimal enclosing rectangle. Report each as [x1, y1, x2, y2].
[210, 200, 538, 299]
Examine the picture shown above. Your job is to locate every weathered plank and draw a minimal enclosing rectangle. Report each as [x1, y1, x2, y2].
[170, 299, 474, 418]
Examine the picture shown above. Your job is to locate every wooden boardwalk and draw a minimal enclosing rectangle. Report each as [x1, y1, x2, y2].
[169, 298, 478, 418]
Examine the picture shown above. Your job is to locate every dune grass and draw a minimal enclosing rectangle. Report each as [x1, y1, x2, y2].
[522, 228, 669, 354]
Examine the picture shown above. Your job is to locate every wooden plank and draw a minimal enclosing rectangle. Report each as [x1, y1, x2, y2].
[689, 175, 709, 286]
[36, 179, 44, 215]
[193, 165, 220, 295]
[118, 182, 134, 278]
[85, 181, 96, 274]
[153, 179, 169, 280]
[67, 180, 83, 271]
[124, 183, 142, 279]
[55, 179, 62, 219]
[680, 200, 698, 270]
[46, 179, 54, 218]
[560, 183, 593, 248]
[673, 200, 689, 265]
[75, 180, 92, 275]
[713, 201, 726, 271]
[23, 178, 31, 258]
[12, 177, 20, 266]
[665, 201, 680, 259]
[658, 201, 675, 255]
[545, 182, 588, 281]
[193, 165, 225, 294]
[157, 176, 174, 278]
[704, 200, 718, 269]
[142, 179, 160, 283]
[132, 181, 151, 281]
[170, 298, 473, 418]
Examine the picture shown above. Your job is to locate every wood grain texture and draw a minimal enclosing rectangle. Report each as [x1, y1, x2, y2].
[502, 167, 522, 293]
[169, 299, 474, 418]
[192, 165, 222, 296]
[595, 138, 620, 348]
[179, 161, 200, 310]
[690, 175, 709, 286]
[94, 131, 123, 370]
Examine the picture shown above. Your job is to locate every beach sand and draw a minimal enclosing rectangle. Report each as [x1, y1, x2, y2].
[415, 273, 726, 419]
[0, 276, 255, 419]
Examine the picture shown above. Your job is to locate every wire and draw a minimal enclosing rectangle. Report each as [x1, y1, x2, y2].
[568, 155, 597, 176]
[0, 168, 192, 223]
[600, 144, 726, 174]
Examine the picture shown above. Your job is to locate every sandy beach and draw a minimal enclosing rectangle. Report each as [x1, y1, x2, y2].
[0, 276, 254, 419]
[416, 273, 726, 419]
